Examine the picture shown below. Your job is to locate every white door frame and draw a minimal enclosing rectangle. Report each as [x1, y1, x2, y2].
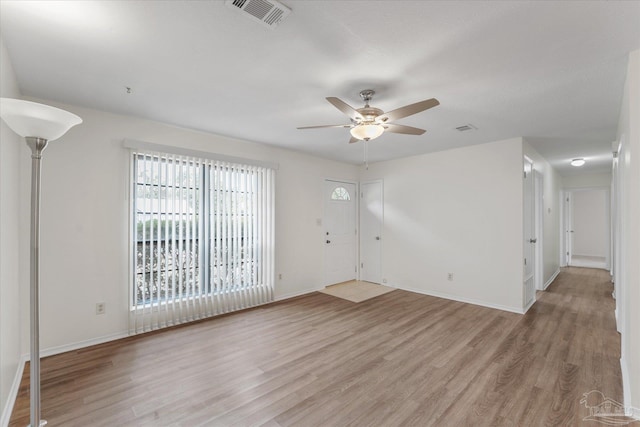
[323, 178, 359, 286]
[523, 156, 536, 309]
[562, 187, 611, 269]
[562, 190, 572, 266]
[534, 170, 544, 290]
[612, 139, 625, 339]
[559, 191, 567, 267]
[359, 180, 384, 284]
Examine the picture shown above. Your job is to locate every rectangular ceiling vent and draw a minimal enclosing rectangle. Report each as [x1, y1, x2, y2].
[455, 124, 478, 132]
[226, 0, 291, 29]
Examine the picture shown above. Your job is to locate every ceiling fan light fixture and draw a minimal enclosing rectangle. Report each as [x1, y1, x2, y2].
[298, 90, 438, 143]
[350, 123, 384, 141]
[570, 158, 586, 167]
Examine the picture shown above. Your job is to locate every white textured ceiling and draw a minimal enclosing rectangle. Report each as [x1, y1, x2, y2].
[1, 1, 639, 175]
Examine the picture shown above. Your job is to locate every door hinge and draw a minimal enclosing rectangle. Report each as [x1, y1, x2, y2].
[361, 262, 364, 268]
[355, 266, 357, 272]
[361, 192, 363, 198]
[524, 171, 527, 178]
[524, 258, 527, 265]
[567, 252, 569, 256]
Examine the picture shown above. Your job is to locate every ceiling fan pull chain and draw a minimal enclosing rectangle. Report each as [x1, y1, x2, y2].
[364, 140, 369, 170]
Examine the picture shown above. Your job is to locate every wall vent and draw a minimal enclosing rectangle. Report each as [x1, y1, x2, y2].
[226, 0, 291, 29]
[455, 124, 478, 132]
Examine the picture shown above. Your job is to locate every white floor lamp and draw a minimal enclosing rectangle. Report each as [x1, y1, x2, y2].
[0, 98, 82, 427]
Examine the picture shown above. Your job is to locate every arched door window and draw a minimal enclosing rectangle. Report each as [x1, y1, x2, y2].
[331, 186, 351, 201]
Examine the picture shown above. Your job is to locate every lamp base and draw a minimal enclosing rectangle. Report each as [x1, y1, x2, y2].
[26, 421, 47, 427]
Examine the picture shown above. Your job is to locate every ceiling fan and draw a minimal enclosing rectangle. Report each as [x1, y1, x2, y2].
[297, 89, 439, 143]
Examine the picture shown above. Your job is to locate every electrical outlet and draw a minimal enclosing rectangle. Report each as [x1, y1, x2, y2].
[278, 273, 282, 280]
[96, 302, 106, 315]
[447, 273, 454, 281]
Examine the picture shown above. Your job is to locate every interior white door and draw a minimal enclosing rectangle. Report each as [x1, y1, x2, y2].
[568, 189, 610, 269]
[534, 171, 544, 290]
[564, 192, 573, 266]
[324, 180, 357, 285]
[523, 158, 536, 308]
[360, 181, 383, 284]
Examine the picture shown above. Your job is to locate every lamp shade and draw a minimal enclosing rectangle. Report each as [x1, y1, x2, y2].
[350, 123, 385, 141]
[0, 98, 82, 141]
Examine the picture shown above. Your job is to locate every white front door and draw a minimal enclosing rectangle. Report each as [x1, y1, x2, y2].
[360, 181, 383, 284]
[523, 157, 536, 308]
[324, 180, 357, 285]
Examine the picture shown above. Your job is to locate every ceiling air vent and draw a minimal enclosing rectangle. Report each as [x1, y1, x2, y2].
[226, 0, 291, 29]
[455, 124, 478, 132]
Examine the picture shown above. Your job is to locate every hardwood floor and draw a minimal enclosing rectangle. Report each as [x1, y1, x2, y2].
[9, 267, 624, 426]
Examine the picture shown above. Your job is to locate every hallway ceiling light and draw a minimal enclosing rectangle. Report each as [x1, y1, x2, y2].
[570, 158, 586, 167]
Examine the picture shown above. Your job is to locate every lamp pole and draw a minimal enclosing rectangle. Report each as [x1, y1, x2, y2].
[26, 137, 49, 427]
[0, 98, 81, 427]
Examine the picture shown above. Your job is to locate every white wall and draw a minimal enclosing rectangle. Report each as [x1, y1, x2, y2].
[571, 189, 609, 258]
[360, 137, 524, 313]
[615, 49, 640, 417]
[0, 35, 24, 424]
[16, 100, 358, 354]
[563, 173, 611, 189]
[523, 141, 562, 285]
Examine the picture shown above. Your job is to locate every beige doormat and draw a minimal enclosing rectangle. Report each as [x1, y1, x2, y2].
[319, 280, 395, 303]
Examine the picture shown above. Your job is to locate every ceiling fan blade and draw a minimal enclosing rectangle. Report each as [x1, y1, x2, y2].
[349, 136, 359, 144]
[377, 98, 440, 122]
[297, 124, 352, 129]
[326, 97, 364, 121]
[383, 123, 426, 135]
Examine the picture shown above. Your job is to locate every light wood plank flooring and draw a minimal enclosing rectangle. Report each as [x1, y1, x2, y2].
[9, 267, 623, 426]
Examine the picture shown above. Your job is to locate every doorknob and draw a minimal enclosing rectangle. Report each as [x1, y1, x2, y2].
[529, 238, 537, 243]
[375, 236, 380, 240]
[326, 240, 331, 244]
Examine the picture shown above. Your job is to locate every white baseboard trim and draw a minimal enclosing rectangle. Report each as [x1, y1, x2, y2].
[619, 357, 639, 419]
[25, 289, 324, 361]
[395, 285, 524, 314]
[22, 331, 130, 361]
[523, 298, 536, 314]
[569, 261, 608, 269]
[1, 354, 27, 427]
[543, 268, 560, 290]
[274, 287, 322, 302]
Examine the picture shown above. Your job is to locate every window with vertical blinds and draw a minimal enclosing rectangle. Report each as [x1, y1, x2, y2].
[129, 148, 275, 333]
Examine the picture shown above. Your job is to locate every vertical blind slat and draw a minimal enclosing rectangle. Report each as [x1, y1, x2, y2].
[177, 156, 185, 324]
[234, 164, 241, 309]
[222, 163, 230, 313]
[169, 155, 176, 326]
